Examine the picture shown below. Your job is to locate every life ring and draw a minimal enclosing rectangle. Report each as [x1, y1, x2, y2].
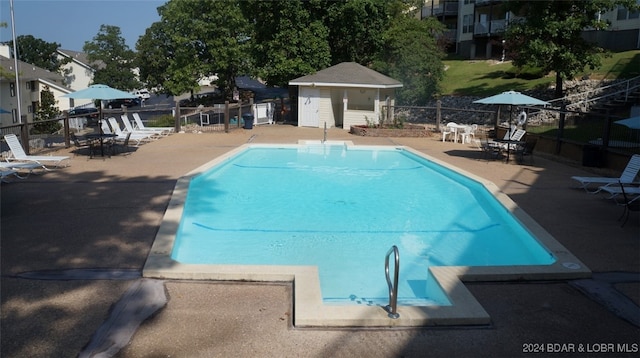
[517, 111, 527, 126]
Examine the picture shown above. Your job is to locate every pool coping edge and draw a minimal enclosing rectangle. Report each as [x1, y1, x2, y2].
[143, 142, 591, 327]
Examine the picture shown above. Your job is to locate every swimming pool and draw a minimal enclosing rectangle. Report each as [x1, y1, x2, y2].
[144, 141, 590, 327]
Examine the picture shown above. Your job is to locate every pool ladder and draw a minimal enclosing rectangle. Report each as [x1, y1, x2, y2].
[322, 122, 327, 143]
[384, 245, 400, 319]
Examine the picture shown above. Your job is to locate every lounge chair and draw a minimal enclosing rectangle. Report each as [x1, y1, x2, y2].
[120, 115, 162, 138]
[3, 134, 70, 170]
[598, 183, 640, 203]
[1, 168, 21, 183]
[105, 117, 154, 146]
[571, 154, 640, 193]
[0, 161, 42, 177]
[612, 182, 640, 227]
[132, 113, 173, 135]
[498, 129, 527, 150]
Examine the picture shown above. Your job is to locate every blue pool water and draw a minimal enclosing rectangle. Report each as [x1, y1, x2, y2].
[171, 145, 555, 306]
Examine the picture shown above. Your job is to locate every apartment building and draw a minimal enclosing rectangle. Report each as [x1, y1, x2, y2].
[0, 45, 72, 126]
[422, 0, 640, 59]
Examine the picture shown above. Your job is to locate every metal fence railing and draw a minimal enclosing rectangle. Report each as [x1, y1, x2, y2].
[388, 101, 639, 156]
[0, 100, 259, 156]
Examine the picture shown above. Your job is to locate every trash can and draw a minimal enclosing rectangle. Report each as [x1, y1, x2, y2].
[582, 145, 605, 167]
[242, 113, 254, 129]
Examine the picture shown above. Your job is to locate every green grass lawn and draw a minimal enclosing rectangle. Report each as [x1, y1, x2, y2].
[441, 50, 640, 97]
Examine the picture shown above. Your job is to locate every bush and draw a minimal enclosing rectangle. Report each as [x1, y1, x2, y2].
[148, 114, 175, 127]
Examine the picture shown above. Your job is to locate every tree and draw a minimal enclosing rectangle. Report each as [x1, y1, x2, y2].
[504, 0, 639, 98]
[32, 86, 61, 134]
[137, 0, 250, 97]
[135, 21, 173, 93]
[4, 35, 70, 74]
[324, 0, 389, 65]
[241, 0, 331, 87]
[83, 25, 139, 91]
[373, 14, 445, 105]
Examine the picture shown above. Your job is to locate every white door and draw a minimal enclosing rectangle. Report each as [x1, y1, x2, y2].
[299, 87, 320, 127]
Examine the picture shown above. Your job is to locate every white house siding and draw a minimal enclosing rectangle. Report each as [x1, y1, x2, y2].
[318, 88, 335, 128]
[343, 110, 377, 130]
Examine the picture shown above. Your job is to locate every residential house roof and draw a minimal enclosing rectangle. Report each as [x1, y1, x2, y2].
[58, 49, 105, 70]
[0, 55, 66, 84]
[289, 62, 403, 89]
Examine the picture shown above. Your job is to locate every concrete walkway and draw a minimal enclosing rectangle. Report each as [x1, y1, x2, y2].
[1, 125, 638, 357]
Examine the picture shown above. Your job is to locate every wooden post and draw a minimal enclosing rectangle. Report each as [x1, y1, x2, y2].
[555, 104, 566, 154]
[436, 99, 442, 132]
[174, 102, 181, 133]
[386, 97, 391, 125]
[224, 100, 230, 133]
[63, 112, 70, 148]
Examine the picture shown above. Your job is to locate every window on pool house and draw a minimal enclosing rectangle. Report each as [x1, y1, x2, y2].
[346, 89, 374, 111]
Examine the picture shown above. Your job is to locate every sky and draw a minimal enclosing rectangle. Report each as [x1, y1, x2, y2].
[0, 0, 165, 51]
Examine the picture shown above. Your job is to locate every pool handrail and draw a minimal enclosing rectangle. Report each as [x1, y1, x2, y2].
[384, 245, 400, 319]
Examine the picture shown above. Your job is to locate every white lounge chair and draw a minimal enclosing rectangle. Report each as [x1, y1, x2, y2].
[3, 134, 70, 170]
[132, 113, 173, 135]
[1, 168, 22, 182]
[120, 115, 161, 138]
[571, 154, 640, 193]
[106, 117, 154, 146]
[498, 129, 527, 150]
[598, 183, 640, 203]
[0, 161, 42, 177]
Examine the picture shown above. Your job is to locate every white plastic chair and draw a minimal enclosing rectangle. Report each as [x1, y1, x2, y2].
[442, 122, 457, 142]
[460, 126, 474, 144]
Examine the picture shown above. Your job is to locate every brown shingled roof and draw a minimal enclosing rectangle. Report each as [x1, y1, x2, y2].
[289, 62, 402, 88]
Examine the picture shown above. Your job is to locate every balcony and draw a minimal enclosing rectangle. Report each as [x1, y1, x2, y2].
[475, 0, 504, 7]
[474, 19, 507, 36]
[422, 1, 459, 18]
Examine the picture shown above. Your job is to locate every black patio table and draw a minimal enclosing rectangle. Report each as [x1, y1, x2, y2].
[493, 139, 525, 163]
[85, 133, 117, 158]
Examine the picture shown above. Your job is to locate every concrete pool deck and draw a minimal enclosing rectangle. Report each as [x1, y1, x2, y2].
[143, 141, 591, 328]
[1, 124, 638, 357]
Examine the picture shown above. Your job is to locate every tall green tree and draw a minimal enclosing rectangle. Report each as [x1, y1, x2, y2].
[136, 21, 173, 92]
[374, 14, 445, 105]
[325, 0, 390, 65]
[5, 35, 70, 74]
[32, 86, 61, 134]
[241, 0, 331, 87]
[84, 25, 139, 90]
[138, 0, 250, 96]
[504, 0, 639, 98]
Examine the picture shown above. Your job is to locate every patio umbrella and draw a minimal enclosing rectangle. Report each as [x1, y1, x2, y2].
[474, 90, 549, 137]
[62, 84, 137, 133]
[62, 84, 137, 101]
[614, 116, 640, 130]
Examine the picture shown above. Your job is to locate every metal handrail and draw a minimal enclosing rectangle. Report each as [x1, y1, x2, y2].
[384, 245, 400, 319]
